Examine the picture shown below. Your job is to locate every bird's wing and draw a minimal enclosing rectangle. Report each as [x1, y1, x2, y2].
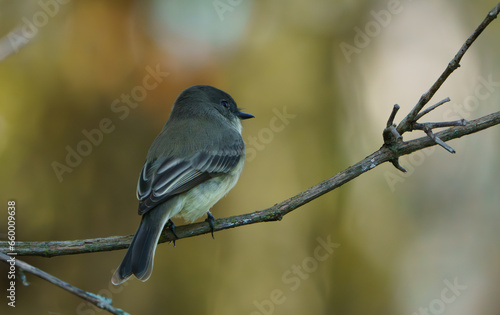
[136, 140, 244, 215]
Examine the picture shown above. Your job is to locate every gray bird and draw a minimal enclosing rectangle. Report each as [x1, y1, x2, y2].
[111, 85, 253, 285]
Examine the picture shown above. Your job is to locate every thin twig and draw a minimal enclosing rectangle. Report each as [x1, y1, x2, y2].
[391, 159, 407, 173]
[386, 104, 400, 127]
[383, 105, 403, 145]
[397, 3, 500, 134]
[414, 97, 451, 121]
[423, 126, 456, 153]
[0, 253, 128, 315]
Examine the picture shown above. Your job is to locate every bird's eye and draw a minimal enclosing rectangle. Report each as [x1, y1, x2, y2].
[220, 100, 229, 108]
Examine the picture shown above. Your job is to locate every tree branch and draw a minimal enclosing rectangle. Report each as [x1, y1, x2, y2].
[396, 2, 500, 134]
[1, 110, 499, 257]
[0, 3, 499, 260]
[0, 253, 128, 315]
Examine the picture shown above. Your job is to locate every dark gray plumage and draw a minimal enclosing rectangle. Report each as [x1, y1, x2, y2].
[112, 85, 253, 285]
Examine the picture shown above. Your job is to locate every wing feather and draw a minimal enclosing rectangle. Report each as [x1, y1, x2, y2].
[137, 139, 243, 215]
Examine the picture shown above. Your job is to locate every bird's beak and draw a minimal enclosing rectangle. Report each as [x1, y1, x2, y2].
[237, 111, 254, 120]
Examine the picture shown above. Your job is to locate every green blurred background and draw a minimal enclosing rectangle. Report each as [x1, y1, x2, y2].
[1, 0, 499, 314]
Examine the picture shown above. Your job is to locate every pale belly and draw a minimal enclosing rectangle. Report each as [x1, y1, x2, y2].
[174, 157, 244, 223]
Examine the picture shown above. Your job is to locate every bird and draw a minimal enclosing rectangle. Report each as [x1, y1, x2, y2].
[111, 85, 253, 285]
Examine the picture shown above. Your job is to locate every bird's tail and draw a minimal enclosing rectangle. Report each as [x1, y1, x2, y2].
[111, 202, 174, 285]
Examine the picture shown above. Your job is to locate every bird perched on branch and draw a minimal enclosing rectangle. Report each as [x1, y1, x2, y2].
[112, 85, 253, 285]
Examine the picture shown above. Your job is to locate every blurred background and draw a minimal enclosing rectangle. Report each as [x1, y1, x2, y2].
[1, 0, 499, 314]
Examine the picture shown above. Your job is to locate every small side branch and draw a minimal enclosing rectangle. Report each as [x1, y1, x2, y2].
[422, 126, 456, 153]
[414, 97, 451, 121]
[396, 3, 500, 133]
[0, 253, 128, 315]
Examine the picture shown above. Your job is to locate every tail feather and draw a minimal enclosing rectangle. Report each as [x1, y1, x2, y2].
[111, 202, 176, 285]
